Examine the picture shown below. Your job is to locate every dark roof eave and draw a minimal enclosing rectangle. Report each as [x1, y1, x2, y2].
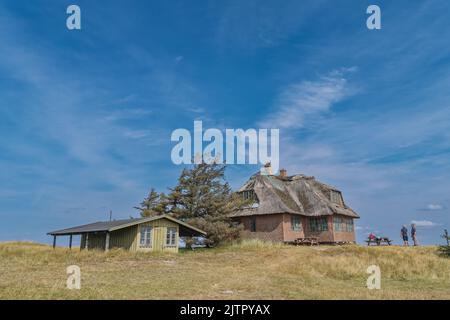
[47, 215, 207, 237]
[47, 231, 103, 236]
[230, 209, 359, 219]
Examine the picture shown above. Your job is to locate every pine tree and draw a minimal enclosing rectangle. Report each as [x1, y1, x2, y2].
[167, 163, 250, 247]
[165, 185, 183, 217]
[134, 188, 167, 217]
[442, 229, 450, 246]
[136, 163, 250, 246]
[439, 229, 450, 257]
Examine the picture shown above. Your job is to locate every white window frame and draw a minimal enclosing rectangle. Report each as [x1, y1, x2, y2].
[330, 190, 343, 205]
[166, 227, 177, 247]
[139, 226, 152, 248]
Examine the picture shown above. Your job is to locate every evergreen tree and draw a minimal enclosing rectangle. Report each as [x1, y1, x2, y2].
[439, 229, 450, 257]
[134, 188, 168, 217]
[165, 185, 183, 217]
[442, 229, 450, 246]
[167, 163, 250, 247]
[136, 163, 250, 246]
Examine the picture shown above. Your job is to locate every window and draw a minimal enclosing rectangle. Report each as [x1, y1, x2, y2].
[241, 190, 257, 202]
[291, 215, 302, 231]
[330, 190, 343, 205]
[346, 219, 354, 232]
[309, 217, 328, 232]
[139, 226, 152, 247]
[250, 217, 256, 232]
[333, 216, 344, 232]
[166, 227, 177, 247]
[333, 216, 354, 232]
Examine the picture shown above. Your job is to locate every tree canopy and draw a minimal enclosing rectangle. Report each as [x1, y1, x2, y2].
[134, 188, 168, 217]
[136, 163, 250, 246]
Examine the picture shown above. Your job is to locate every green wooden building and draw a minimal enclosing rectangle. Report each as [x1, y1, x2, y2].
[47, 215, 206, 253]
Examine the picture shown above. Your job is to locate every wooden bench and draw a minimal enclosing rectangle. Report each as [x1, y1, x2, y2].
[293, 237, 319, 246]
[366, 237, 392, 246]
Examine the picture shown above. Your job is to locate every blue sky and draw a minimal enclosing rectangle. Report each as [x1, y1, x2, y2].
[0, 0, 449, 245]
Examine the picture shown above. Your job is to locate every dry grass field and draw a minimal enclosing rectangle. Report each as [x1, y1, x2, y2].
[0, 241, 449, 300]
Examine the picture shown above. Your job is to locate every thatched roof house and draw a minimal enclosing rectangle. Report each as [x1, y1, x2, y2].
[230, 166, 359, 244]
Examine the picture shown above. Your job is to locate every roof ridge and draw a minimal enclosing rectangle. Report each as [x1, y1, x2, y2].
[232, 170, 359, 219]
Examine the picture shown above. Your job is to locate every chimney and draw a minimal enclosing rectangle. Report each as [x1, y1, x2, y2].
[279, 168, 287, 178]
[260, 162, 273, 175]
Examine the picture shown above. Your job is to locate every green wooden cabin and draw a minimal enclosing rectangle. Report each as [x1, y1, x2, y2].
[47, 215, 206, 253]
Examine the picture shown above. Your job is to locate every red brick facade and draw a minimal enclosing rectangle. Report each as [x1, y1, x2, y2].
[282, 213, 305, 241]
[235, 213, 356, 243]
[239, 214, 285, 242]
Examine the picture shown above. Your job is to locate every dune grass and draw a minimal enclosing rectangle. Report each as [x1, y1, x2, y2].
[0, 241, 449, 299]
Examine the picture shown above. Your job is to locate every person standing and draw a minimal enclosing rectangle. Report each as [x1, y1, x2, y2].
[401, 225, 409, 246]
[411, 223, 418, 246]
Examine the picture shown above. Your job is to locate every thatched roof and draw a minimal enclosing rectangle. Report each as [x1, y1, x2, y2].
[230, 172, 359, 218]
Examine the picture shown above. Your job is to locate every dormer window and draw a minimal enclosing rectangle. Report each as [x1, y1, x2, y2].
[241, 190, 257, 202]
[330, 190, 343, 206]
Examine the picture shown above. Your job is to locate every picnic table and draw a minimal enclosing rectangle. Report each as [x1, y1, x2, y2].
[293, 237, 319, 246]
[366, 237, 392, 246]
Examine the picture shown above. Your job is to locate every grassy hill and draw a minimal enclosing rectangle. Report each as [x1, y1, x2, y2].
[0, 241, 449, 299]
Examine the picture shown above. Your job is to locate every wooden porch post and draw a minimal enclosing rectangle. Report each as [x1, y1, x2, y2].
[52, 235, 56, 249]
[85, 233, 89, 250]
[69, 235, 73, 250]
[105, 232, 110, 251]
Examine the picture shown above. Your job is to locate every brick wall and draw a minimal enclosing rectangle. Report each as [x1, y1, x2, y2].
[303, 215, 335, 243]
[332, 215, 357, 243]
[238, 214, 284, 242]
[282, 214, 305, 241]
[236, 213, 357, 243]
[333, 231, 356, 242]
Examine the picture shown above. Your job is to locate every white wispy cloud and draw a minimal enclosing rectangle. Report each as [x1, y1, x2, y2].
[123, 130, 152, 139]
[214, 1, 324, 50]
[187, 106, 206, 114]
[104, 108, 152, 122]
[419, 204, 445, 211]
[411, 220, 440, 227]
[259, 69, 355, 129]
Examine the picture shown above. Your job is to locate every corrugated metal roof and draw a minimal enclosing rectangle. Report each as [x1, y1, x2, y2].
[48, 218, 143, 235]
[47, 215, 206, 236]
